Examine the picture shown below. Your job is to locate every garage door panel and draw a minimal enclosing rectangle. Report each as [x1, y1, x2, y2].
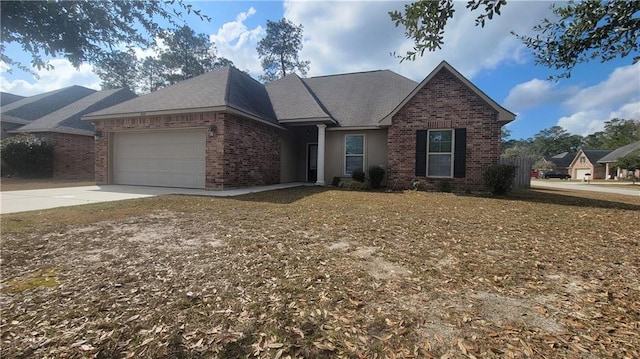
[575, 168, 590, 180]
[113, 130, 206, 188]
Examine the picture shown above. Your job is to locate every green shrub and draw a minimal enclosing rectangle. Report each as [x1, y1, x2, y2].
[331, 176, 341, 187]
[345, 180, 370, 191]
[437, 179, 452, 193]
[1, 134, 54, 178]
[368, 165, 385, 189]
[482, 164, 517, 195]
[351, 169, 365, 183]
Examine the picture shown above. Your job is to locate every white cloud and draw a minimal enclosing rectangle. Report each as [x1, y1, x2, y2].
[0, 59, 100, 96]
[504, 78, 578, 111]
[284, 0, 554, 81]
[556, 62, 640, 135]
[209, 7, 265, 76]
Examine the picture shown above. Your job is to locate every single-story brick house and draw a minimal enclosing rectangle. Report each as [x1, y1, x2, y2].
[4, 87, 137, 179]
[83, 61, 515, 191]
[568, 149, 612, 181]
[1, 86, 96, 140]
[598, 141, 640, 180]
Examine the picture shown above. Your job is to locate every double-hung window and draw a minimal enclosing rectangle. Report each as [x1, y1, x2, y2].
[345, 134, 364, 175]
[427, 129, 454, 177]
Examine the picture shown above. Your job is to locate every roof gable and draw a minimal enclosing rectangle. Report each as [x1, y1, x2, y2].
[14, 88, 137, 135]
[569, 149, 613, 168]
[380, 61, 515, 125]
[265, 73, 333, 123]
[84, 67, 279, 126]
[1, 86, 96, 124]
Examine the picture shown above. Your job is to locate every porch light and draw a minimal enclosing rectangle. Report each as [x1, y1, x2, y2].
[208, 125, 217, 137]
[93, 131, 102, 140]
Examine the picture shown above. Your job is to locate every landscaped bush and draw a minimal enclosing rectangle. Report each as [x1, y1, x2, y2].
[351, 169, 365, 183]
[1, 134, 54, 178]
[368, 165, 385, 189]
[345, 180, 370, 191]
[332, 176, 341, 187]
[482, 164, 517, 195]
[437, 179, 452, 193]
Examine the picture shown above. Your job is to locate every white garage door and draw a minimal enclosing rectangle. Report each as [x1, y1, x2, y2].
[575, 168, 591, 180]
[113, 130, 206, 188]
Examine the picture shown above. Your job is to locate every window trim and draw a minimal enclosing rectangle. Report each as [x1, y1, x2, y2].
[426, 129, 455, 178]
[344, 134, 365, 176]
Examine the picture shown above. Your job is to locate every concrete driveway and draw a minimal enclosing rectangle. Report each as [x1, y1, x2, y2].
[0, 183, 308, 214]
[532, 179, 640, 196]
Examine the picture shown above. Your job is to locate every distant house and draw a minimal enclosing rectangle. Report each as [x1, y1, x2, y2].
[543, 152, 575, 174]
[568, 149, 613, 180]
[1, 86, 96, 139]
[3, 87, 137, 179]
[598, 141, 640, 180]
[84, 62, 515, 191]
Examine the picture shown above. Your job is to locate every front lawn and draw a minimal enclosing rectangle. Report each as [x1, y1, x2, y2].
[1, 188, 639, 358]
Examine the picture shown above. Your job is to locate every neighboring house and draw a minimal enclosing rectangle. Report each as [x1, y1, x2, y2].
[0, 92, 25, 107]
[598, 141, 640, 180]
[9, 88, 137, 179]
[569, 149, 613, 180]
[542, 152, 575, 174]
[83, 61, 515, 191]
[1, 86, 95, 139]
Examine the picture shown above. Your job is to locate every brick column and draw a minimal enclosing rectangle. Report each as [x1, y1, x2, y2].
[316, 124, 326, 185]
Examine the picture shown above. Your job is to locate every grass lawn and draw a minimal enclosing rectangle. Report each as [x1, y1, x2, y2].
[1, 187, 639, 358]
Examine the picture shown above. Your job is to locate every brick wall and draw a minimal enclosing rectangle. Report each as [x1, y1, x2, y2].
[222, 115, 281, 187]
[93, 111, 281, 189]
[387, 68, 503, 191]
[46, 132, 94, 179]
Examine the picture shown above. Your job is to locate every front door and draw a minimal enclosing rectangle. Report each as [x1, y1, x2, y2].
[307, 143, 318, 182]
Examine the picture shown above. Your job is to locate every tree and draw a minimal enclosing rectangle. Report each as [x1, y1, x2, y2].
[137, 56, 167, 93]
[257, 19, 310, 83]
[531, 126, 582, 157]
[94, 50, 139, 91]
[0, 1, 209, 74]
[160, 25, 217, 85]
[390, 0, 639, 78]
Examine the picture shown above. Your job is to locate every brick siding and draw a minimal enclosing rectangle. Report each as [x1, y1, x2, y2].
[93, 111, 281, 189]
[387, 68, 503, 191]
[49, 132, 95, 179]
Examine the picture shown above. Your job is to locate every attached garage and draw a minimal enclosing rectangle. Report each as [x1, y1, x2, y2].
[574, 168, 591, 181]
[112, 130, 206, 188]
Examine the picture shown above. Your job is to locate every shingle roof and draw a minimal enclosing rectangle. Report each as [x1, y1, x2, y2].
[301, 70, 417, 127]
[545, 152, 575, 168]
[598, 141, 640, 163]
[582, 149, 613, 164]
[84, 67, 278, 125]
[14, 88, 137, 136]
[265, 74, 333, 123]
[0, 92, 25, 106]
[1, 86, 96, 124]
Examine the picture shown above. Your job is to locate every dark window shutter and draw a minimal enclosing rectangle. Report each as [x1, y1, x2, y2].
[454, 128, 467, 178]
[415, 130, 427, 176]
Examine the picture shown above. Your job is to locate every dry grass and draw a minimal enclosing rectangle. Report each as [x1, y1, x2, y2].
[0, 177, 94, 192]
[1, 187, 639, 358]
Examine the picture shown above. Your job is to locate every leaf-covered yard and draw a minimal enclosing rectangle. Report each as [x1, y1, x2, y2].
[1, 188, 639, 358]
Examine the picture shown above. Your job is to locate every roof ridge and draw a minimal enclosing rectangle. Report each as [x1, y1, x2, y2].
[308, 69, 388, 79]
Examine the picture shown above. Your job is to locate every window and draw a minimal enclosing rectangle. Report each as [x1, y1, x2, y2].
[579, 156, 586, 163]
[427, 130, 454, 177]
[345, 135, 364, 175]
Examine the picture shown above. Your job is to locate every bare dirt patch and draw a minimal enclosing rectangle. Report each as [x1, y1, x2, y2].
[1, 187, 639, 358]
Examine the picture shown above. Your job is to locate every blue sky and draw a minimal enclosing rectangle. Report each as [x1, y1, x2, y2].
[1, 1, 639, 140]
